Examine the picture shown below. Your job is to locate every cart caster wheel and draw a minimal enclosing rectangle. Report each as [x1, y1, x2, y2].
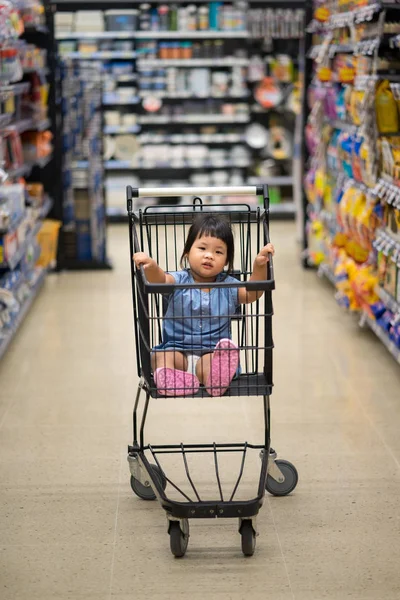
[130, 464, 166, 501]
[240, 520, 256, 557]
[266, 459, 298, 497]
[169, 520, 189, 558]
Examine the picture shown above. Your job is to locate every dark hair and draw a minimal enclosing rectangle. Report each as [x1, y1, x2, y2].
[181, 214, 234, 273]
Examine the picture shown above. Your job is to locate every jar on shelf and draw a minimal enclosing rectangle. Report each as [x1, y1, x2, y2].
[198, 6, 209, 31]
[159, 43, 168, 59]
[187, 5, 198, 31]
[181, 42, 193, 60]
[171, 43, 180, 60]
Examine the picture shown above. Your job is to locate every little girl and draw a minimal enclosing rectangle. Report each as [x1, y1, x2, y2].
[133, 214, 274, 397]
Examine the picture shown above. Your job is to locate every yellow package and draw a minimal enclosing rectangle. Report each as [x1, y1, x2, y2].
[350, 89, 365, 125]
[36, 220, 62, 269]
[349, 189, 366, 245]
[375, 80, 399, 134]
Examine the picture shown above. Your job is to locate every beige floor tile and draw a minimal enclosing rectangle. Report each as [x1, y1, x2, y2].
[111, 522, 291, 597]
[0, 425, 124, 460]
[0, 489, 118, 546]
[0, 544, 113, 600]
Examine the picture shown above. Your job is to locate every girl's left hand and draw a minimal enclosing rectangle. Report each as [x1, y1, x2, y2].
[254, 243, 275, 266]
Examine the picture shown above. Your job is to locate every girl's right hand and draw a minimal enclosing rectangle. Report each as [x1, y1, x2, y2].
[133, 252, 154, 269]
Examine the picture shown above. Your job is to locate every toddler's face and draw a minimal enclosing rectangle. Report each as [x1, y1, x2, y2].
[186, 234, 228, 281]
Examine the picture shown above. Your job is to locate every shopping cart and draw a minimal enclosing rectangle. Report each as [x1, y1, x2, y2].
[126, 185, 298, 558]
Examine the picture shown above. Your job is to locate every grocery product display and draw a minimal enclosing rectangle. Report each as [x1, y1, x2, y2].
[59, 60, 110, 268]
[53, 1, 304, 218]
[302, 0, 400, 364]
[0, 0, 58, 360]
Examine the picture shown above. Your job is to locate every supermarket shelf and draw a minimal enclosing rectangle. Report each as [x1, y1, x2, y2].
[116, 74, 137, 82]
[363, 313, 400, 365]
[139, 134, 245, 144]
[248, 176, 294, 186]
[375, 286, 400, 314]
[269, 201, 296, 217]
[7, 153, 53, 179]
[24, 24, 49, 34]
[62, 258, 113, 270]
[137, 58, 249, 68]
[136, 30, 248, 39]
[38, 195, 54, 220]
[104, 125, 141, 134]
[105, 160, 250, 170]
[318, 262, 336, 286]
[137, 114, 250, 124]
[0, 268, 46, 361]
[23, 66, 50, 76]
[0, 195, 50, 236]
[0, 212, 25, 236]
[56, 31, 135, 39]
[0, 114, 13, 128]
[137, 91, 249, 99]
[330, 119, 358, 132]
[0, 220, 42, 271]
[56, 30, 249, 40]
[13, 117, 51, 134]
[61, 51, 137, 60]
[103, 94, 140, 105]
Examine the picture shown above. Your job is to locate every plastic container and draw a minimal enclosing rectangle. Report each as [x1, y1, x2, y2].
[104, 10, 138, 32]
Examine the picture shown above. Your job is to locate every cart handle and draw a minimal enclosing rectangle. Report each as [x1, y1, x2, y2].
[128, 185, 263, 199]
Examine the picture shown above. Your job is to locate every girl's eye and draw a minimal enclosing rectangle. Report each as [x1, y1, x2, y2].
[198, 247, 205, 251]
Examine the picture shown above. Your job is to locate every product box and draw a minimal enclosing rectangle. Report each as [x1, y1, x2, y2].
[105, 10, 138, 32]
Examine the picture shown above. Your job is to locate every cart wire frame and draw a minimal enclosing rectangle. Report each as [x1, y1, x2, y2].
[126, 184, 274, 521]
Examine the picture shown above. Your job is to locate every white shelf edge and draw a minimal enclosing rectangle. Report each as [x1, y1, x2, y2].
[137, 115, 249, 124]
[138, 135, 244, 144]
[317, 263, 336, 286]
[105, 161, 250, 170]
[363, 313, 400, 365]
[104, 125, 141, 134]
[375, 286, 400, 314]
[61, 51, 137, 60]
[56, 30, 248, 40]
[137, 58, 249, 68]
[137, 91, 249, 99]
[269, 201, 296, 215]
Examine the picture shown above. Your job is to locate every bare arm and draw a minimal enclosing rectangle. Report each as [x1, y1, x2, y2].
[238, 243, 275, 304]
[133, 252, 175, 284]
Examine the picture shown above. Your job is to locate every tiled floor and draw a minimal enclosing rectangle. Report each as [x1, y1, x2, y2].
[1, 222, 400, 600]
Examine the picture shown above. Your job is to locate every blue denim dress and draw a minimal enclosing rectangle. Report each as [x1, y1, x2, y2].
[155, 269, 239, 352]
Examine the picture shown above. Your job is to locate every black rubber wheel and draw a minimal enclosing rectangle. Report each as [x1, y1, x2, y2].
[266, 459, 298, 497]
[169, 520, 189, 558]
[130, 464, 166, 501]
[240, 520, 256, 557]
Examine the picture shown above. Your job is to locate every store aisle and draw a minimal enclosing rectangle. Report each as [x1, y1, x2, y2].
[1, 222, 400, 600]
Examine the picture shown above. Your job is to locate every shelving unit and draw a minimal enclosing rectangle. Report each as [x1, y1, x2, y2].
[59, 60, 111, 269]
[301, 0, 400, 364]
[52, 0, 304, 219]
[0, 0, 58, 361]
